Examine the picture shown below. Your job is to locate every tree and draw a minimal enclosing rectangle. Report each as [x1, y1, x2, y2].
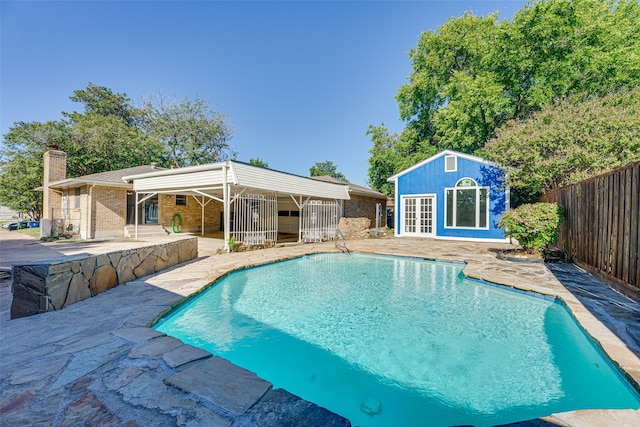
[482, 87, 640, 205]
[64, 84, 166, 176]
[0, 83, 167, 216]
[366, 124, 437, 196]
[66, 82, 139, 126]
[141, 94, 235, 168]
[248, 157, 269, 168]
[373, 0, 640, 184]
[0, 121, 69, 218]
[309, 161, 347, 181]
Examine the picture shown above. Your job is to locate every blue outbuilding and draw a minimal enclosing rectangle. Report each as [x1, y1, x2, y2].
[387, 150, 509, 242]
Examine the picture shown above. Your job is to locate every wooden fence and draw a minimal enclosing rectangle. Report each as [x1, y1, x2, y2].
[542, 161, 639, 300]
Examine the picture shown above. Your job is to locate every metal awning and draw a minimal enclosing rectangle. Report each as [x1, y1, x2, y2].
[122, 160, 350, 249]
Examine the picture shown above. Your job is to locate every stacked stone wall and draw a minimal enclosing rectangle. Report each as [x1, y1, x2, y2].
[10, 237, 198, 319]
[338, 217, 371, 240]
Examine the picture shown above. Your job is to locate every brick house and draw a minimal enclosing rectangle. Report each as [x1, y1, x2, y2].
[40, 150, 164, 239]
[40, 151, 383, 246]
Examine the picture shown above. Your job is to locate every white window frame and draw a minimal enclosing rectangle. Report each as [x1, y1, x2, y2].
[401, 194, 436, 237]
[444, 178, 489, 230]
[445, 155, 457, 172]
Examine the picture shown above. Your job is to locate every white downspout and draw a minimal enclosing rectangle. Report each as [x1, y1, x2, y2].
[87, 182, 96, 239]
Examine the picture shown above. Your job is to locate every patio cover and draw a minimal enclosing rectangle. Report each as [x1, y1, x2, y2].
[122, 160, 351, 248]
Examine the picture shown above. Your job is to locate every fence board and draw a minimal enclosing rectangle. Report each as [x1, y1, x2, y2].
[623, 168, 632, 284]
[632, 165, 640, 287]
[542, 161, 640, 299]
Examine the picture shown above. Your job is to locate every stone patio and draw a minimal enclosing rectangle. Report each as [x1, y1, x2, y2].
[0, 231, 639, 426]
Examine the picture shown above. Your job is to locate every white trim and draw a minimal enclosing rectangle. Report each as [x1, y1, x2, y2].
[393, 180, 400, 237]
[396, 235, 510, 243]
[400, 193, 436, 238]
[388, 149, 499, 182]
[444, 181, 490, 230]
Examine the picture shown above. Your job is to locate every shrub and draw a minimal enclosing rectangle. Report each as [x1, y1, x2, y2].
[499, 202, 565, 254]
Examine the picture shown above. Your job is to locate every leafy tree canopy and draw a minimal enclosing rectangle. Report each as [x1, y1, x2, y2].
[482, 87, 640, 204]
[141, 93, 235, 168]
[309, 160, 347, 181]
[368, 0, 640, 195]
[0, 83, 234, 217]
[0, 121, 67, 218]
[65, 82, 139, 125]
[248, 157, 269, 168]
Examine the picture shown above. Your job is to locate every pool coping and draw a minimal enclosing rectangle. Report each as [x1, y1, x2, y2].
[1, 236, 639, 426]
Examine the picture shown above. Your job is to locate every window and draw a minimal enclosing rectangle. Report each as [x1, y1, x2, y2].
[445, 178, 488, 229]
[445, 155, 457, 172]
[176, 195, 187, 206]
[74, 187, 81, 208]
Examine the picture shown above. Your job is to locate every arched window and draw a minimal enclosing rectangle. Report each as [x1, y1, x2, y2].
[445, 178, 488, 229]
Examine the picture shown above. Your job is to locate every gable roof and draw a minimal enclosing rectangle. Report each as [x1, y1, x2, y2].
[310, 176, 386, 199]
[387, 149, 500, 182]
[46, 165, 164, 189]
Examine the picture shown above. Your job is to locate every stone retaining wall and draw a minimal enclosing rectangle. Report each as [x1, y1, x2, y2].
[10, 238, 198, 319]
[338, 217, 371, 240]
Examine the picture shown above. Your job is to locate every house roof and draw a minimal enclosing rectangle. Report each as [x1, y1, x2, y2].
[43, 165, 164, 190]
[122, 160, 351, 201]
[387, 149, 500, 182]
[310, 176, 386, 199]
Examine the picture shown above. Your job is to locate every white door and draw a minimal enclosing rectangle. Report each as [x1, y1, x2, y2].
[402, 196, 435, 237]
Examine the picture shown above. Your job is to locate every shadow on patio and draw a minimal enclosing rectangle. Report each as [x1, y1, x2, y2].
[546, 262, 640, 359]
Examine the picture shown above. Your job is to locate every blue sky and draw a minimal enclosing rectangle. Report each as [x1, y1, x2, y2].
[1, 0, 527, 186]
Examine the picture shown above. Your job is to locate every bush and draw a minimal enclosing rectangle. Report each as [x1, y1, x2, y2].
[499, 202, 565, 254]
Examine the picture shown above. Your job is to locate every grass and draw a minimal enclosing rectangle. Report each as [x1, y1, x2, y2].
[18, 227, 41, 239]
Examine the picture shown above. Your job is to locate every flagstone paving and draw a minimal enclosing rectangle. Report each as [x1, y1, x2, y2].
[1, 231, 639, 426]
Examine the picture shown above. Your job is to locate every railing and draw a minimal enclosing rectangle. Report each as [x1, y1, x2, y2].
[335, 227, 350, 253]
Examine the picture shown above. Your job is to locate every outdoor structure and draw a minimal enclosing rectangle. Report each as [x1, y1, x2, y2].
[311, 176, 387, 228]
[387, 149, 509, 242]
[122, 163, 351, 249]
[40, 150, 354, 249]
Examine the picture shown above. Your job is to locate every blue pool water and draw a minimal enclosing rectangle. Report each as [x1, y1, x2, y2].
[154, 253, 640, 426]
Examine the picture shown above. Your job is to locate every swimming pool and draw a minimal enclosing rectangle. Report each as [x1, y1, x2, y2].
[154, 252, 640, 426]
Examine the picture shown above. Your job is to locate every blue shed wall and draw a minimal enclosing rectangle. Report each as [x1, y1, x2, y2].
[395, 154, 507, 240]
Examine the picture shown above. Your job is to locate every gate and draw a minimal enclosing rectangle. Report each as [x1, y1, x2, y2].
[300, 200, 340, 242]
[232, 193, 278, 245]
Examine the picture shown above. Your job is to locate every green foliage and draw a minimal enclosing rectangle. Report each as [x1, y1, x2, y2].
[228, 235, 237, 252]
[65, 82, 139, 126]
[248, 157, 269, 168]
[0, 83, 235, 217]
[366, 124, 437, 196]
[0, 150, 43, 218]
[0, 120, 69, 218]
[309, 160, 347, 181]
[377, 0, 640, 173]
[499, 202, 565, 253]
[141, 94, 235, 168]
[482, 87, 640, 204]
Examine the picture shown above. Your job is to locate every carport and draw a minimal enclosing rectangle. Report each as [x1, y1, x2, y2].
[122, 161, 350, 250]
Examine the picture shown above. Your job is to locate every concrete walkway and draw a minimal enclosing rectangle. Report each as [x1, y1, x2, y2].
[1, 230, 639, 426]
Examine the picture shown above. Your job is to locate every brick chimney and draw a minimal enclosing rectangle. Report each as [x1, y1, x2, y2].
[42, 150, 67, 220]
